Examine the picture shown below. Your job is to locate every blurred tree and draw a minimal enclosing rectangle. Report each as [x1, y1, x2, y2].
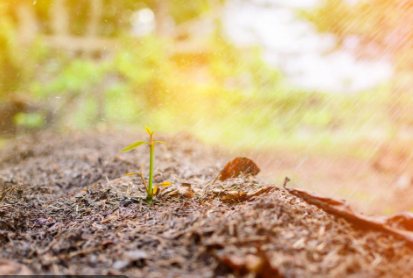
[305, 0, 413, 127]
[4, 0, 327, 140]
[0, 5, 20, 96]
[21, 0, 226, 125]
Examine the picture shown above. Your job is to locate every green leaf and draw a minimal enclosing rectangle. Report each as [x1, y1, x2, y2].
[160, 182, 172, 187]
[145, 126, 152, 135]
[121, 141, 149, 152]
[155, 141, 168, 145]
[125, 172, 138, 176]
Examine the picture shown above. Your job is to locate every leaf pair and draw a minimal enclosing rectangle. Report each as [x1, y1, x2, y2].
[121, 140, 168, 152]
[121, 126, 167, 152]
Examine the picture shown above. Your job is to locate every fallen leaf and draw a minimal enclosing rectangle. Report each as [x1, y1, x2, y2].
[219, 157, 260, 181]
[384, 212, 413, 230]
[181, 184, 195, 199]
[163, 189, 179, 198]
[220, 190, 247, 202]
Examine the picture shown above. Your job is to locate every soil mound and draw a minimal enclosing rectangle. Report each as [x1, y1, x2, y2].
[1, 131, 413, 277]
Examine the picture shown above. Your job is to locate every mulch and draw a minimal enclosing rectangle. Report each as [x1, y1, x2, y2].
[1, 131, 413, 277]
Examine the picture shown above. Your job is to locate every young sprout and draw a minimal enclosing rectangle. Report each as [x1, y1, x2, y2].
[121, 126, 171, 204]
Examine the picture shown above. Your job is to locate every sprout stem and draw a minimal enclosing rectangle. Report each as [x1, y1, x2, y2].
[147, 133, 155, 204]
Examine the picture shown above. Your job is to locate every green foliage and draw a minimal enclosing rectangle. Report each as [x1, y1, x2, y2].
[303, 0, 413, 55]
[0, 0, 398, 158]
[33, 59, 111, 97]
[303, 0, 413, 128]
[0, 4, 48, 99]
[121, 126, 171, 204]
[0, 7, 22, 96]
[19, 0, 218, 37]
[168, 0, 212, 24]
[13, 112, 44, 128]
[121, 141, 149, 152]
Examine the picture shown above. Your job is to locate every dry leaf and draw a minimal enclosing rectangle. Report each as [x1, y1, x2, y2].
[219, 157, 260, 181]
[163, 189, 179, 198]
[247, 187, 275, 198]
[384, 212, 413, 230]
[181, 184, 195, 199]
[220, 190, 247, 202]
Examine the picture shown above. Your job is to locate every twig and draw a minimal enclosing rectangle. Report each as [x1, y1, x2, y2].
[106, 175, 122, 194]
[283, 176, 291, 189]
[139, 163, 149, 192]
[0, 220, 15, 231]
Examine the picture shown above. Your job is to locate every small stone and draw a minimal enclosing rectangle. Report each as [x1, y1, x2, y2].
[112, 260, 130, 270]
[126, 250, 148, 261]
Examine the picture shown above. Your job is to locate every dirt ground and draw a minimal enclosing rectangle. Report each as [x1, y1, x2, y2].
[1, 131, 413, 277]
[247, 149, 412, 216]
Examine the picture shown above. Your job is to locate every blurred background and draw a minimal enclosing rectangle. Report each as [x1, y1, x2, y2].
[1, 0, 413, 215]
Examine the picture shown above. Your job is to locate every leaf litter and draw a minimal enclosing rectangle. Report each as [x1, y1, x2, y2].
[1, 131, 413, 277]
[283, 177, 413, 247]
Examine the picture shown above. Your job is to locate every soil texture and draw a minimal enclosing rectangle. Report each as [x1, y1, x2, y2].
[1, 131, 413, 277]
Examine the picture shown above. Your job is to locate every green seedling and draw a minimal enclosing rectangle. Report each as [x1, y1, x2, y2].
[121, 126, 171, 204]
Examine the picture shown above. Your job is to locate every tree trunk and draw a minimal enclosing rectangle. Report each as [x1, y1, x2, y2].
[87, 0, 102, 37]
[16, 1, 38, 44]
[50, 0, 69, 36]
